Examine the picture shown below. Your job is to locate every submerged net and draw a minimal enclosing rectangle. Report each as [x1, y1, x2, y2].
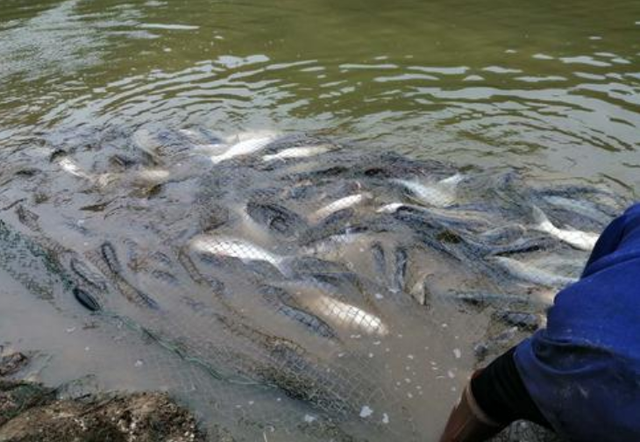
[0, 125, 629, 441]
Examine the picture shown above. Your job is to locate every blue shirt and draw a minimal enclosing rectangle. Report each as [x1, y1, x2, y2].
[515, 203, 640, 442]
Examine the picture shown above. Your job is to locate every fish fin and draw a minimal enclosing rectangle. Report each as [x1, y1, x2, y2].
[439, 173, 464, 187]
[210, 154, 226, 164]
[531, 205, 556, 234]
[377, 203, 403, 214]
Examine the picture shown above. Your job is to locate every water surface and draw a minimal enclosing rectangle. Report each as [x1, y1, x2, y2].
[0, 1, 639, 441]
[0, 0, 639, 189]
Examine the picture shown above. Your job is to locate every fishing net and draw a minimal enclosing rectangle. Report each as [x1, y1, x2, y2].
[0, 125, 629, 441]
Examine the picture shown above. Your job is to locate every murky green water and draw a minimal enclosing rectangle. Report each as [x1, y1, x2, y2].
[1, 0, 639, 189]
[0, 2, 638, 440]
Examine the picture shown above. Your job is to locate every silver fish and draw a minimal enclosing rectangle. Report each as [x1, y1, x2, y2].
[58, 158, 93, 181]
[262, 145, 332, 162]
[532, 206, 599, 251]
[210, 133, 276, 164]
[376, 202, 405, 214]
[492, 256, 578, 287]
[189, 235, 286, 271]
[392, 174, 463, 207]
[311, 193, 370, 222]
[308, 295, 388, 336]
[131, 128, 159, 158]
[260, 286, 337, 339]
[542, 195, 612, 225]
[302, 230, 368, 255]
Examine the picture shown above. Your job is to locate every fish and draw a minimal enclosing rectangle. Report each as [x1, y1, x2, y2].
[245, 201, 307, 237]
[189, 235, 287, 272]
[101, 242, 123, 274]
[478, 225, 526, 244]
[474, 327, 520, 361]
[311, 193, 370, 222]
[262, 145, 332, 162]
[135, 168, 171, 183]
[542, 195, 612, 225]
[302, 228, 369, 255]
[370, 242, 387, 278]
[98, 242, 160, 309]
[73, 287, 101, 312]
[210, 133, 276, 164]
[531, 206, 599, 251]
[58, 158, 93, 181]
[441, 291, 538, 308]
[131, 128, 161, 159]
[492, 256, 578, 287]
[377, 203, 490, 233]
[391, 247, 408, 293]
[70, 258, 108, 291]
[180, 128, 228, 156]
[495, 311, 541, 331]
[390, 208, 466, 260]
[487, 236, 558, 257]
[308, 295, 388, 336]
[4, 125, 627, 441]
[260, 286, 337, 339]
[377, 203, 405, 214]
[289, 256, 350, 276]
[149, 269, 180, 285]
[537, 185, 625, 218]
[302, 208, 357, 244]
[392, 174, 463, 207]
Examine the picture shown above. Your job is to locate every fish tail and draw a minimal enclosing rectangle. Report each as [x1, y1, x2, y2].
[210, 154, 225, 164]
[531, 205, 556, 234]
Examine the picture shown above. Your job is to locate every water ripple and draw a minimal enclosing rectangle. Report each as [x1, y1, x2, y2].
[0, 0, 638, 193]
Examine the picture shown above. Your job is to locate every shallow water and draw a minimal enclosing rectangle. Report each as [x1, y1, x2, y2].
[0, 127, 620, 441]
[0, 1, 638, 441]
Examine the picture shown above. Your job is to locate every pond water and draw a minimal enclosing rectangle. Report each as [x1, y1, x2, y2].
[0, 1, 638, 441]
[0, 0, 639, 189]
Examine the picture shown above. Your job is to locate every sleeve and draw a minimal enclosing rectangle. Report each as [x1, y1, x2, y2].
[582, 212, 628, 275]
[470, 347, 551, 428]
[583, 202, 640, 277]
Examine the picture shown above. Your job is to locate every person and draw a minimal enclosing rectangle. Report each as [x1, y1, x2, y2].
[439, 202, 640, 442]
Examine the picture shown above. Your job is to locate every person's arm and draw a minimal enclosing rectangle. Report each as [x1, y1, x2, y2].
[439, 347, 550, 442]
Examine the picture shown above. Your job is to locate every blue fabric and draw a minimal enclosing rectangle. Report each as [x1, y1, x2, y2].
[514, 203, 640, 442]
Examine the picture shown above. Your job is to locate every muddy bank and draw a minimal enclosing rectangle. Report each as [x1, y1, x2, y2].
[0, 349, 560, 442]
[0, 351, 229, 442]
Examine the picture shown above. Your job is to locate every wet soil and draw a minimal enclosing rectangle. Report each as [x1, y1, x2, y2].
[0, 352, 230, 442]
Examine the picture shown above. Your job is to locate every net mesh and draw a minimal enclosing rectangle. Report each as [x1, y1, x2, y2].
[0, 125, 629, 441]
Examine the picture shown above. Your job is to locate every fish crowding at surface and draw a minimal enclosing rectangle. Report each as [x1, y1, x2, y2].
[0, 126, 628, 442]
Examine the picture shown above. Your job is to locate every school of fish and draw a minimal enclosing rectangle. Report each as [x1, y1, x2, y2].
[0, 126, 629, 442]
